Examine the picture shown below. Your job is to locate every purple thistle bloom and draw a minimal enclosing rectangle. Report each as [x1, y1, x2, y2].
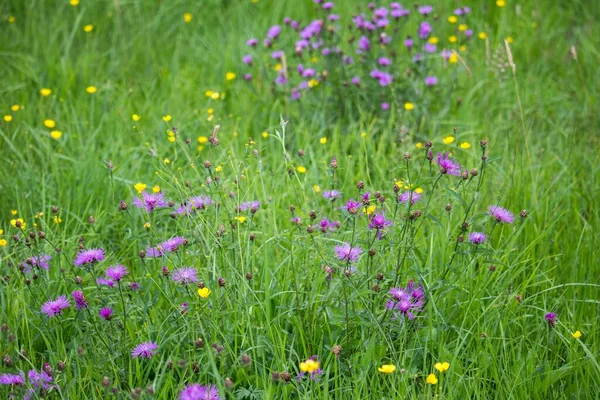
[436, 153, 461, 176]
[72, 290, 88, 310]
[263, 38, 272, 47]
[441, 49, 452, 60]
[163, 236, 186, 252]
[488, 205, 515, 224]
[469, 232, 487, 244]
[0, 373, 24, 385]
[97, 277, 115, 288]
[99, 307, 113, 320]
[378, 57, 391, 66]
[322, 1, 334, 9]
[242, 54, 252, 65]
[322, 190, 341, 201]
[74, 248, 105, 267]
[105, 264, 128, 282]
[179, 384, 222, 400]
[133, 191, 168, 212]
[41, 295, 70, 317]
[290, 216, 302, 225]
[545, 312, 557, 327]
[171, 267, 199, 285]
[357, 35, 370, 54]
[328, 14, 340, 21]
[381, 102, 390, 111]
[424, 76, 438, 86]
[246, 38, 258, 46]
[386, 281, 425, 320]
[266, 25, 281, 39]
[418, 5, 433, 15]
[177, 196, 212, 215]
[368, 214, 393, 230]
[302, 68, 316, 78]
[351, 76, 360, 86]
[418, 22, 432, 39]
[271, 50, 284, 59]
[131, 341, 158, 359]
[244, 73, 252, 81]
[240, 201, 260, 213]
[129, 282, 140, 291]
[404, 37, 413, 49]
[424, 42, 437, 53]
[334, 243, 363, 263]
[398, 191, 422, 204]
[20, 254, 52, 273]
[465, 29, 473, 37]
[28, 369, 53, 390]
[391, 2, 401, 9]
[344, 199, 361, 215]
[318, 219, 340, 232]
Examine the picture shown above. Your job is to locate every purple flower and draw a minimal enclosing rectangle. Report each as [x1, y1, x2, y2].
[244, 73, 252, 81]
[418, 22, 432, 39]
[242, 55, 252, 65]
[105, 264, 128, 282]
[424, 76, 438, 86]
[290, 216, 302, 225]
[322, 1, 334, 9]
[343, 55, 354, 65]
[19, 254, 52, 273]
[266, 25, 281, 39]
[323, 190, 341, 201]
[302, 68, 316, 78]
[391, 2, 401, 9]
[441, 49, 452, 60]
[381, 102, 390, 111]
[246, 38, 257, 46]
[318, 219, 340, 232]
[351, 76, 360, 86]
[263, 38, 272, 47]
[131, 341, 158, 358]
[240, 201, 260, 213]
[97, 277, 115, 288]
[465, 29, 473, 38]
[74, 248, 105, 267]
[129, 282, 140, 291]
[469, 232, 487, 244]
[41, 295, 70, 317]
[424, 42, 437, 53]
[328, 14, 340, 21]
[334, 243, 362, 263]
[72, 290, 88, 310]
[368, 214, 392, 230]
[28, 369, 53, 390]
[179, 384, 222, 400]
[163, 236, 187, 252]
[418, 5, 433, 15]
[378, 57, 391, 66]
[386, 281, 425, 320]
[271, 50, 284, 59]
[291, 89, 301, 100]
[133, 191, 168, 212]
[404, 37, 413, 49]
[0, 373, 24, 385]
[454, 7, 471, 15]
[436, 153, 461, 176]
[171, 267, 198, 285]
[398, 191, 422, 204]
[357, 35, 370, 54]
[545, 312, 557, 327]
[99, 307, 113, 320]
[177, 196, 212, 215]
[344, 199, 361, 214]
[488, 205, 515, 224]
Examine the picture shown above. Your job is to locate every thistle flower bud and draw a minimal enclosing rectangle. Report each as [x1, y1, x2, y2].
[204, 160, 212, 169]
[279, 372, 291, 383]
[225, 377, 233, 389]
[139, 250, 146, 258]
[445, 203, 452, 212]
[309, 210, 317, 220]
[457, 235, 464, 243]
[246, 272, 253, 281]
[3, 355, 13, 367]
[162, 266, 169, 277]
[306, 225, 314, 233]
[344, 269, 352, 278]
[480, 140, 488, 148]
[378, 195, 385, 203]
[426, 150, 433, 161]
[489, 265, 496, 272]
[102, 377, 110, 387]
[520, 210, 528, 219]
[424, 141, 432, 149]
[376, 273, 384, 281]
[185, 138, 191, 145]
[330, 157, 338, 169]
[289, 205, 295, 213]
[356, 180, 364, 190]
[461, 170, 469, 180]
[297, 149, 305, 157]
[167, 360, 174, 370]
[331, 344, 342, 357]
[372, 284, 380, 292]
[119, 201, 128, 211]
[240, 354, 252, 366]
[404, 152, 411, 160]
[88, 216, 95, 225]
[51, 206, 59, 214]
[57, 360, 66, 371]
[218, 277, 226, 287]
[393, 184, 400, 193]
[369, 248, 376, 257]
[249, 233, 256, 241]
[462, 222, 469, 231]
[107, 160, 114, 170]
[515, 294, 523, 303]
[195, 338, 204, 349]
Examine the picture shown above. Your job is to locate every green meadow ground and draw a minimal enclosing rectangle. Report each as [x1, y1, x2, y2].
[1, 0, 599, 398]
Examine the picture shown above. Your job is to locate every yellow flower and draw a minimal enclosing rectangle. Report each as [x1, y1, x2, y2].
[416, 142, 423, 149]
[320, 137, 327, 144]
[361, 132, 367, 138]
[262, 131, 268, 139]
[0, 239, 7, 247]
[198, 136, 208, 144]
[3, 115, 12, 122]
[144, 222, 151, 229]
[459, 142, 471, 149]
[163, 158, 171, 165]
[428, 37, 439, 44]
[448, 16, 458, 23]
[310, 56, 318, 63]
[496, 0, 506, 7]
[434, 362, 450, 372]
[415, 187, 424, 194]
[86, 86, 97, 94]
[235, 216, 247, 223]
[506, 36, 514, 44]
[44, 119, 56, 128]
[297, 166, 307, 174]
[449, 35, 458, 43]
[459, 45, 467, 52]
[443, 136, 455, 144]
[299, 359, 320, 373]
[167, 130, 175, 137]
[168, 136, 175, 143]
[404, 102, 414, 111]
[83, 24, 94, 32]
[0, 229, 3, 235]
[10, 218, 26, 229]
[308, 79, 319, 88]
[205, 90, 213, 97]
[363, 205, 376, 215]
[183, 13, 193, 23]
[378, 364, 397, 374]
[11, 105, 20, 112]
[8, 16, 16, 23]
[449, 53, 459, 64]
[10, 210, 17, 215]
[198, 287, 211, 298]
[134, 183, 147, 194]
[215, 166, 223, 173]
[132, 114, 141, 121]
[162, 115, 172, 122]
[50, 130, 63, 140]
[40, 88, 52, 97]
[53, 216, 62, 224]
[210, 92, 220, 100]
[313, 185, 321, 193]
[207, 108, 214, 114]
[426, 373, 438, 385]
[70, 0, 80, 5]
[572, 331, 582, 339]
[207, 114, 214, 122]
[478, 32, 487, 40]
[226, 72, 237, 81]
[458, 24, 468, 32]
[152, 185, 160, 193]
[274, 63, 282, 71]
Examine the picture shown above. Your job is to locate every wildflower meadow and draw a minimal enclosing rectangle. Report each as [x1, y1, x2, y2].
[1, 0, 599, 399]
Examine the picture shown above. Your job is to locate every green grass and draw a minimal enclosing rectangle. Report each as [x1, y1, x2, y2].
[0, 0, 599, 398]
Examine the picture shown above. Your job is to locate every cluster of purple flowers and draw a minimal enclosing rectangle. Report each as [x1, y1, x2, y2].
[176, 196, 212, 215]
[97, 264, 129, 287]
[19, 254, 51, 273]
[386, 281, 425, 320]
[179, 384, 221, 400]
[133, 191, 168, 212]
[241, 2, 473, 111]
[146, 236, 187, 258]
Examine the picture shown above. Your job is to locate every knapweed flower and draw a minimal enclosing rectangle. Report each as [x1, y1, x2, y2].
[20, 254, 51, 272]
[72, 290, 88, 310]
[133, 191, 168, 212]
[368, 214, 392, 230]
[298, 357, 322, 381]
[318, 219, 340, 232]
[74, 248, 105, 267]
[344, 199, 361, 215]
[267, 25, 281, 39]
[334, 243, 362, 263]
[425, 76, 438, 86]
[468, 232, 487, 245]
[131, 341, 158, 358]
[172, 267, 198, 285]
[198, 287, 211, 298]
[488, 205, 515, 224]
[105, 264, 128, 281]
[436, 153, 461, 176]
[434, 362, 450, 372]
[146, 237, 187, 257]
[545, 313, 557, 327]
[0, 372, 24, 385]
[177, 196, 212, 215]
[398, 191, 422, 204]
[378, 364, 396, 374]
[179, 384, 222, 400]
[97, 277, 115, 288]
[426, 373, 438, 385]
[386, 281, 425, 320]
[239, 201, 260, 213]
[323, 190, 341, 201]
[41, 295, 70, 317]
[99, 307, 113, 320]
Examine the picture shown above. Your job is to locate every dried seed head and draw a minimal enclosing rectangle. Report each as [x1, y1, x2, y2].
[356, 180, 364, 190]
